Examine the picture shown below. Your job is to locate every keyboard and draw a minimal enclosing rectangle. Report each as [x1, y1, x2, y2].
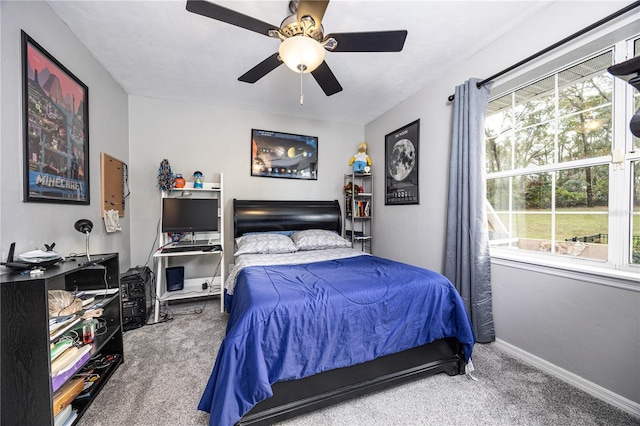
[161, 244, 222, 254]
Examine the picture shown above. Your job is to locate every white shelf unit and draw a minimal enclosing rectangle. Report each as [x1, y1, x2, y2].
[153, 175, 225, 321]
[343, 172, 372, 253]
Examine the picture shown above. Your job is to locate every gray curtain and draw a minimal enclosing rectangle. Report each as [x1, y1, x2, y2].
[444, 78, 495, 343]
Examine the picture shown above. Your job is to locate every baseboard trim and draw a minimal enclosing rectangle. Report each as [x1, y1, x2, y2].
[494, 339, 640, 418]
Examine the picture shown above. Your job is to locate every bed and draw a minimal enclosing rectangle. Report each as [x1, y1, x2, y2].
[198, 200, 475, 426]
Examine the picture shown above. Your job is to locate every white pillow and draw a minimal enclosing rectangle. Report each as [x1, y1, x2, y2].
[292, 229, 352, 251]
[234, 233, 298, 256]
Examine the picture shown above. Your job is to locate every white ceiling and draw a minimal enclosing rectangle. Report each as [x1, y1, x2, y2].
[47, 0, 554, 125]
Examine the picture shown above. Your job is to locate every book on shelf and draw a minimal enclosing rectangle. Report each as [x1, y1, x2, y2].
[82, 288, 119, 296]
[50, 339, 74, 362]
[53, 404, 77, 426]
[353, 201, 370, 217]
[49, 315, 77, 333]
[52, 377, 84, 417]
[61, 411, 77, 426]
[80, 295, 95, 307]
[86, 299, 109, 310]
[51, 344, 92, 392]
[49, 314, 74, 326]
[49, 317, 82, 341]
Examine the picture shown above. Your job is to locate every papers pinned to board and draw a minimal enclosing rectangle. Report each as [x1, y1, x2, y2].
[103, 209, 122, 233]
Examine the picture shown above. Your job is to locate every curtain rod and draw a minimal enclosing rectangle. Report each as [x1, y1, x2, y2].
[447, 1, 640, 102]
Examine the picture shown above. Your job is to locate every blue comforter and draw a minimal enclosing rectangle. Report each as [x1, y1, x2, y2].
[198, 254, 475, 426]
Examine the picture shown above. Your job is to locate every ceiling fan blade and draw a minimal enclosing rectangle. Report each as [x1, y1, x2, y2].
[311, 61, 342, 96]
[238, 53, 283, 83]
[326, 30, 408, 52]
[297, 0, 330, 27]
[186, 0, 277, 37]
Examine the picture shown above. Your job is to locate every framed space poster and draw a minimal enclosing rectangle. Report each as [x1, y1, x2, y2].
[22, 31, 90, 204]
[251, 129, 318, 180]
[385, 119, 419, 205]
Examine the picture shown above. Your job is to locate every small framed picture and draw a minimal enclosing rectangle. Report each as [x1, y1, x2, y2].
[385, 119, 420, 205]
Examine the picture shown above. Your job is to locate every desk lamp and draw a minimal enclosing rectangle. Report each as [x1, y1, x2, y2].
[74, 219, 94, 262]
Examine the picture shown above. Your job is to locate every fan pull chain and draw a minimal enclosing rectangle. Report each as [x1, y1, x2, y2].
[299, 67, 304, 105]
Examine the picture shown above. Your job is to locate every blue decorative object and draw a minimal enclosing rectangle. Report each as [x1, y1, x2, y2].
[157, 159, 174, 190]
[193, 171, 204, 189]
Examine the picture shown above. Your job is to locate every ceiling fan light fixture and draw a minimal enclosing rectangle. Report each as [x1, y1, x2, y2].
[279, 36, 325, 74]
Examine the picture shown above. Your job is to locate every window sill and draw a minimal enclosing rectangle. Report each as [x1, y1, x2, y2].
[490, 249, 639, 292]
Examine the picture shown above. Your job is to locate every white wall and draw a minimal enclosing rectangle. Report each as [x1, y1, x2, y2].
[128, 96, 363, 270]
[366, 1, 640, 408]
[0, 1, 131, 270]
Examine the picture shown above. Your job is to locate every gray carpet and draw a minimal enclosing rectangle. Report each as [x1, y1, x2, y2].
[77, 299, 639, 426]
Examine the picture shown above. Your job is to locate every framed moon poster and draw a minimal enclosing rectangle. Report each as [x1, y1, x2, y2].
[385, 119, 419, 205]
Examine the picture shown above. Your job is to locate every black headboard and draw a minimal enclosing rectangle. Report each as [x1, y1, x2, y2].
[233, 199, 342, 238]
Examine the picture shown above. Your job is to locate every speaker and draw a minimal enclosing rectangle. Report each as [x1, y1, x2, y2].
[166, 266, 184, 292]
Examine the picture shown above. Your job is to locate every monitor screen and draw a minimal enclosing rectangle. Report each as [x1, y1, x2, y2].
[161, 197, 219, 233]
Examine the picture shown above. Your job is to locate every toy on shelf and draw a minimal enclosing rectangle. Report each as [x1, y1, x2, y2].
[174, 174, 186, 188]
[348, 142, 371, 173]
[343, 182, 360, 196]
[193, 171, 204, 189]
[157, 159, 173, 190]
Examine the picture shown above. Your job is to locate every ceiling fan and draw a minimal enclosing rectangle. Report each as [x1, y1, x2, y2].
[185, 0, 408, 97]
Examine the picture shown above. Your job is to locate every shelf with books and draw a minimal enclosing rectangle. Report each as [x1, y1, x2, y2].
[1, 253, 123, 425]
[343, 172, 373, 253]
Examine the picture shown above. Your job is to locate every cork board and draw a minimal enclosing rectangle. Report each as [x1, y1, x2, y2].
[100, 152, 125, 217]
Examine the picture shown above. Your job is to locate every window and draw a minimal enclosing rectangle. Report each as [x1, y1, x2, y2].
[485, 33, 640, 272]
[632, 38, 640, 265]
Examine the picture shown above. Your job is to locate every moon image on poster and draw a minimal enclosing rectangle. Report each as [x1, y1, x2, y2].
[388, 139, 416, 181]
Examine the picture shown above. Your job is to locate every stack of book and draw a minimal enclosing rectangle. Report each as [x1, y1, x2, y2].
[353, 201, 371, 217]
[53, 403, 77, 426]
[49, 315, 82, 341]
[51, 344, 92, 392]
[81, 288, 119, 310]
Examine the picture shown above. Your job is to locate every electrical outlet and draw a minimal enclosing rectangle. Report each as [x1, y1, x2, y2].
[202, 282, 208, 290]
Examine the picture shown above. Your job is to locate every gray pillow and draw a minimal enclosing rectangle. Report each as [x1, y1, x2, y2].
[234, 233, 298, 256]
[292, 229, 352, 251]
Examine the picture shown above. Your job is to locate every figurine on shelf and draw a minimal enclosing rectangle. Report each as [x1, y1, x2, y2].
[343, 181, 360, 197]
[157, 159, 174, 190]
[174, 174, 186, 188]
[348, 142, 371, 174]
[193, 171, 204, 189]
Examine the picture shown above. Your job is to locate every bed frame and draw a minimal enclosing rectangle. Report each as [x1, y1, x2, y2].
[232, 199, 465, 425]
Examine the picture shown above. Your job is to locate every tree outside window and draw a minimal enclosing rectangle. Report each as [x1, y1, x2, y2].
[485, 45, 639, 267]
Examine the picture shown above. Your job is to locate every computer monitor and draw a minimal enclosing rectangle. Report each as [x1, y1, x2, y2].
[161, 197, 219, 233]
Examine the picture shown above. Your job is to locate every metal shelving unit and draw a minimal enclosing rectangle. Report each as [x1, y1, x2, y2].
[343, 172, 372, 253]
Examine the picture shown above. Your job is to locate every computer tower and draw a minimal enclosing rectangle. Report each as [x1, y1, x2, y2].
[120, 266, 152, 331]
